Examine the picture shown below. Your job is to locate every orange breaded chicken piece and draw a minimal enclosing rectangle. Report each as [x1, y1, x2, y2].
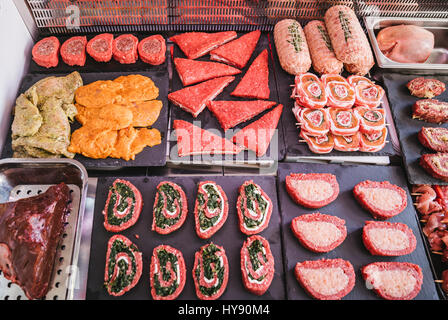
[130, 128, 162, 156]
[75, 104, 133, 129]
[75, 80, 124, 108]
[109, 127, 162, 160]
[128, 100, 163, 127]
[68, 126, 118, 159]
[114, 74, 159, 102]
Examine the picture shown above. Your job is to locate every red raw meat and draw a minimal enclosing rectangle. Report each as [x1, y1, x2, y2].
[418, 127, 448, 152]
[210, 30, 261, 69]
[87, 33, 114, 62]
[327, 108, 359, 136]
[168, 76, 235, 117]
[412, 99, 448, 124]
[60, 36, 87, 66]
[207, 100, 276, 131]
[113, 34, 139, 64]
[231, 49, 270, 100]
[420, 153, 448, 182]
[138, 34, 166, 65]
[232, 104, 283, 157]
[407, 77, 446, 99]
[32, 36, 60, 68]
[285, 173, 339, 208]
[291, 212, 347, 253]
[174, 58, 241, 86]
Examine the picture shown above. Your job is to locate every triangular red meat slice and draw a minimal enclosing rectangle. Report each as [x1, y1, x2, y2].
[207, 100, 276, 131]
[170, 31, 237, 60]
[210, 30, 261, 69]
[231, 49, 269, 99]
[174, 58, 241, 86]
[232, 104, 283, 157]
[168, 76, 235, 117]
[173, 120, 242, 157]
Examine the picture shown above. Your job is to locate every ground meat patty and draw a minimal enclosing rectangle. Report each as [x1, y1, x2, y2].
[113, 34, 139, 64]
[237, 180, 273, 235]
[418, 127, 448, 152]
[150, 244, 186, 300]
[291, 213, 347, 253]
[407, 77, 446, 99]
[420, 153, 448, 182]
[86, 33, 114, 62]
[286, 173, 339, 209]
[294, 258, 355, 300]
[353, 180, 407, 220]
[32, 36, 60, 68]
[194, 181, 229, 239]
[193, 243, 229, 300]
[362, 221, 417, 256]
[102, 179, 143, 232]
[362, 262, 423, 300]
[412, 99, 448, 124]
[60, 36, 87, 66]
[104, 234, 143, 296]
[152, 181, 188, 235]
[138, 34, 166, 65]
[240, 235, 275, 296]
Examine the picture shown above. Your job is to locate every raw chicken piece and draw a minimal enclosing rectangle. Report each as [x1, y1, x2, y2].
[377, 25, 434, 63]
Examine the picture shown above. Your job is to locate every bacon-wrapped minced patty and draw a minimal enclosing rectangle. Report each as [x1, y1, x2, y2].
[104, 235, 143, 296]
[291, 213, 347, 253]
[150, 245, 186, 300]
[32, 36, 60, 68]
[327, 108, 359, 136]
[362, 221, 417, 256]
[325, 81, 355, 109]
[299, 108, 330, 136]
[194, 181, 228, 239]
[420, 153, 448, 182]
[240, 235, 275, 296]
[87, 33, 114, 62]
[112, 34, 139, 64]
[300, 131, 334, 154]
[354, 107, 386, 134]
[333, 133, 360, 152]
[152, 181, 188, 235]
[237, 180, 273, 235]
[412, 99, 448, 124]
[354, 83, 385, 108]
[418, 127, 448, 152]
[353, 180, 407, 220]
[60, 36, 87, 66]
[362, 262, 423, 300]
[103, 179, 143, 232]
[193, 243, 229, 300]
[138, 34, 166, 65]
[359, 127, 388, 153]
[407, 77, 446, 99]
[294, 73, 327, 109]
[295, 258, 355, 300]
[286, 173, 339, 208]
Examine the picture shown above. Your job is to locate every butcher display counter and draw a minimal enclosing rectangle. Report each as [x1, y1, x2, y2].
[0, 0, 448, 304]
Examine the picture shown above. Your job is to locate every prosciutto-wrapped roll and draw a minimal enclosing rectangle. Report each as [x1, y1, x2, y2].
[150, 245, 186, 300]
[327, 108, 359, 136]
[193, 243, 229, 300]
[295, 73, 327, 109]
[300, 108, 330, 136]
[334, 133, 360, 152]
[321, 74, 348, 86]
[104, 235, 143, 296]
[194, 181, 228, 239]
[152, 181, 188, 235]
[300, 130, 334, 154]
[359, 127, 388, 152]
[354, 83, 385, 108]
[347, 75, 374, 88]
[103, 179, 143, 232]
[325, 81, 355, 109]
[354, 107, 386, 134]
[237, 180, 273, 235]
[240, 235, 275, 296]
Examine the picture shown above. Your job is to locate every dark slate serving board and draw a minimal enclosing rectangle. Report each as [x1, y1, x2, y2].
[29, 33, 170, 74]
[168, 32, 286, 163]
[269, 33, 397, 159]
[277, 162, 440, 300]
[1, 70, 169, 168]
[383, 73, 448, 185]
[86, 175, 285, 300]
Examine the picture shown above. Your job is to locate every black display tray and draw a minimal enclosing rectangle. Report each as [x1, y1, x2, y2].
[277, 162, 440, 300]
[85, 175, 285, 300]
[1, 70, 169, 168]
[383, 73, 448, 185]
[168, 32, 286, 163]
[29, 33, 170, 74]
[269, 33, 397, 159]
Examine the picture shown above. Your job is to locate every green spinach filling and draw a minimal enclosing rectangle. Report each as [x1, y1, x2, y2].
[154, 183, 182, 229]
[317, 25, 333, 51]
[241, 183, 268, 228]
[105, 240, 138, 294]
[195, 244, 225, 296]
[198, 184, 222, 231]
[107, 182, 135, 226]
[287, 22, 304, 53]
[153, 249, 179, 296]
[338, 11, 352, 42]
[247, 239, 268, 281]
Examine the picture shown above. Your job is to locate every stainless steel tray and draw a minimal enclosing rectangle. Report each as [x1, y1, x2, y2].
[0, 159, 88, 300]
[365, 16, 448, 74]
